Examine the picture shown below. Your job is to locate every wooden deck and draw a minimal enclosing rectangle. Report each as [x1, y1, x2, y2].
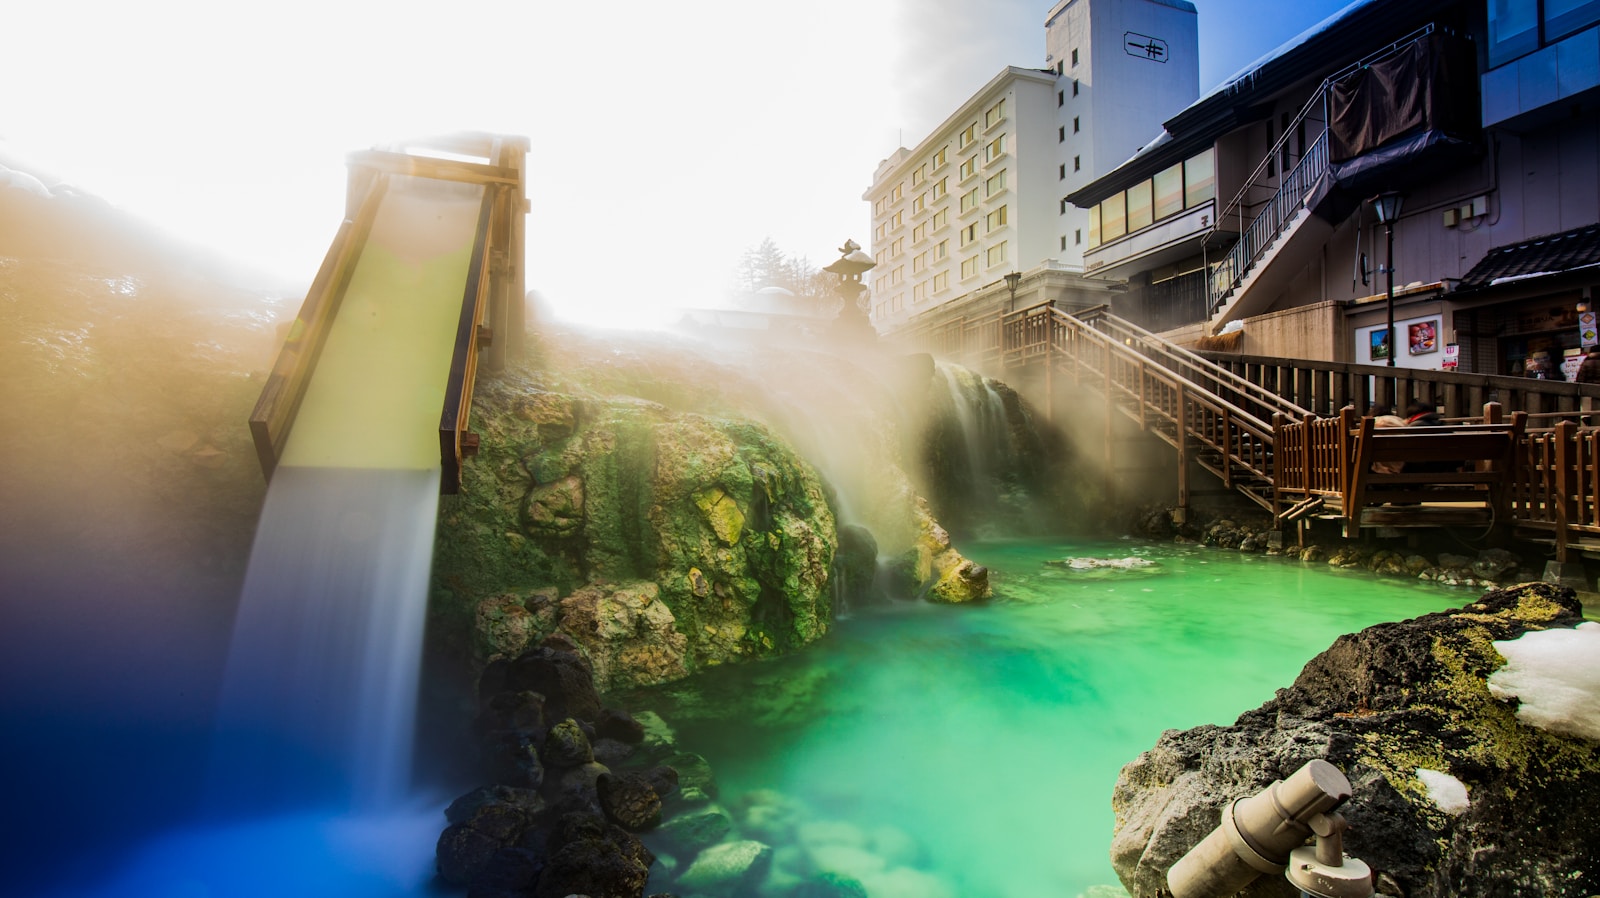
[897, 302, 1600, 562]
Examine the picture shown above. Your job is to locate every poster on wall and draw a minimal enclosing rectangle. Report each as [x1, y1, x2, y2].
[1408, 319, 1439, 355]
[1369, 329, 1391, 361]
[1442, 343, 1459, 370]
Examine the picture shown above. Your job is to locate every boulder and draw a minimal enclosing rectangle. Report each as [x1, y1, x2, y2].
[674, 839, 774, 895]
[1109, 582, 1600, 898]
[557, 581, 689, 692]
[597, 771, 664, 831]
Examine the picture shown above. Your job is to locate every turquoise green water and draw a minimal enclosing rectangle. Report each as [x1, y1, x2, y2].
[636, 540, 1466, 898]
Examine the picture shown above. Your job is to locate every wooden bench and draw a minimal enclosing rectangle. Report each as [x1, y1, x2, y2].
[1342, 411, 1527, 533]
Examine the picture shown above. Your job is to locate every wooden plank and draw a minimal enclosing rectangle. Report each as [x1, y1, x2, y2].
[348, 149, 521, 186]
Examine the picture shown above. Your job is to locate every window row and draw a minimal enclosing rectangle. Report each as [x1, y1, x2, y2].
[1086, 148, 1215, 249]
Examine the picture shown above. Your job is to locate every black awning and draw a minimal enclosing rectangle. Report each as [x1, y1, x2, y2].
[1457, 225, 1600, 291]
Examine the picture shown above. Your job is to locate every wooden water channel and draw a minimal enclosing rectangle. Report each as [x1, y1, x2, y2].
[900, 302, 1600, 564]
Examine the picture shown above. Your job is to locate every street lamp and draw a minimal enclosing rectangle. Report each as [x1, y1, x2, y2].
[1372, 192, 1404, 368]
[1004, 271, 1022, 312]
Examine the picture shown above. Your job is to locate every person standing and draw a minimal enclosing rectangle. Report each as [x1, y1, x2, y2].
[1577, 345, 1600, 424]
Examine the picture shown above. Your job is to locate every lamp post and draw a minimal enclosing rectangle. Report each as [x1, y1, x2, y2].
[1372, 192, 1404, 368]
[1004, 270, 1022, 313]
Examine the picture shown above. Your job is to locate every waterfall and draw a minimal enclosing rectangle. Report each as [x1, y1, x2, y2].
[209, 466, 440, 813]
[932, 362, 1018, 496]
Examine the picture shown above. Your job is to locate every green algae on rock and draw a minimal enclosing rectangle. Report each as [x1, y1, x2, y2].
[433, 368, 839, 691]
[1109, 581, 1599, 898]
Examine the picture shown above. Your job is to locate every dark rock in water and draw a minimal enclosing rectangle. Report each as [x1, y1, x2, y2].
[465, 846, 543, 898]
[505, 643, 603, 723]
[535, 812, 655, 898]
[794, 871, 870, 898]
[662, 751, 716, 800]
[1109, 582, 1599, 898]
[592, 737, 636, 768]
[834, 524, 882, 606]
[478, 689, 548, 737]
[437, 786, 549, 886]
[655, 805, 733, 856]
[643, 764, 680, 799]
[543, 718, 595, 769]
[597, 708, 647, 744]
[598, 771, 664, 831]
[555, 761, 611, 812]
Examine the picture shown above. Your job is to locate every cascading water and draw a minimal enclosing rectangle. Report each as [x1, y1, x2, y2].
[209, 466, 439, 812]
[209, 173, 481, 815]
[933, 361, 1015, 490]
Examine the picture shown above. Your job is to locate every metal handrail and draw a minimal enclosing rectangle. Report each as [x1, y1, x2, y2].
[1208, 23, 1436, 313]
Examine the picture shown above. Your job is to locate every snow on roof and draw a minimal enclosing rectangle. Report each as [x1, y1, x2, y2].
[1414, 768, 1470, 815]
[1487, 622, 1600, 743]
[1196, 0, 1379, 103]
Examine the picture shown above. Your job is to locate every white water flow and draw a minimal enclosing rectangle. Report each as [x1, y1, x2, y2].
[936, 362, 1013, 487]
[211, 174, 484, 814]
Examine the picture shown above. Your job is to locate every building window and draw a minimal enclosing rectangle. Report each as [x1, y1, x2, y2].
[1058, 90, 1065, 107]
[1074, 156, 1081, 172]
[958, 123, 978, 149]
[891, 236, 904, 257]
[1127, 179, 1153, 232]
[874, 197, 885, 215]
[1073, 116, 1080, 133]
[1056, 61, 1064, 75]
[961, 255, 980, 279]
[1087, 205, 1100, 248]
[876, 222, 887, 240]
[912, 165, 926, 187]
[890, 266, 904, 286]
[891, 210, 903, 230]
[1071, 48, 1078, 66]
[1075, 228, 1082, 245]
[1072, 79, 1079, 97]
[1059, 197, 1068, 214]
[912, 222, 927, 244]
[1059, 164, 1066, 180]
[892, 182, 903, 201]
[933, 146, 948, 169]
[986, 205, 1008, 232]
[959, 222, 979, 246]
[932, 208, 948, 230]
[913, 251, 927, 273]
[960, 156, 978, 180]
[1153, 162, 1184, 219]
[1059, 126, 1066, 143]
[986, 169, 1007, 196]
[986, 241, 1008, 267]
[912, 192, 926, 214]
[983, 135, 1006, 164]
[1100, 192, 1126, 241]
[913, 281, 928, 302]
[1184, 147, 1216, 208]
[932, 177, 947, 200]
[933, 239, 949, 261]
[1061, 235, 1068, 251]
[933, 271, 949, 292]
[984, 98, 1006, 129]
[960, 187, 980, 214]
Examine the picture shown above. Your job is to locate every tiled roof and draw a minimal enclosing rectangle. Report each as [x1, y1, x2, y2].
[1457, 224, 1600, 290]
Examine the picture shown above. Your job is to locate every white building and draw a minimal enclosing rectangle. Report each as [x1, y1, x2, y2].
[863, 0, 1199, 333]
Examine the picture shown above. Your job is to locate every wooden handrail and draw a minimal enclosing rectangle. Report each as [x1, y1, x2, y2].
[248, 175, 390, 479]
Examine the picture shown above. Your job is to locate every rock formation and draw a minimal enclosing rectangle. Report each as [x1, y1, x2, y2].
[1109, 582, 1600, 898]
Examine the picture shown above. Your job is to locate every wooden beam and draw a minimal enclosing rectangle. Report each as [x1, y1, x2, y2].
[348, 149, 520, 186]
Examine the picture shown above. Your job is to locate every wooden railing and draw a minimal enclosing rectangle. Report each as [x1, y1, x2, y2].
[909, 301, 1600, 559]
[1199, 351, 1600, 421]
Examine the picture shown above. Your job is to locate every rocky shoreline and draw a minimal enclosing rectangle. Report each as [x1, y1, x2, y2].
[1129, 503, 1553, 591]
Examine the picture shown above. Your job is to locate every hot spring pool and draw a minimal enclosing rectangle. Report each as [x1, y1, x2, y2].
[39, 539, 1468, 898]
[629, 539, 1467, 897]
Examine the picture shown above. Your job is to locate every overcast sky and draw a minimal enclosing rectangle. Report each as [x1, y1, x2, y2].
[1, 0, 1356, 326]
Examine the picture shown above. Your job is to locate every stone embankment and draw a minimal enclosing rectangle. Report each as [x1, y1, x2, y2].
[1109, 581, 1600, 898]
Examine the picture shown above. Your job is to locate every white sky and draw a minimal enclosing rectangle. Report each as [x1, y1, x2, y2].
[0, 0, 1349, 328]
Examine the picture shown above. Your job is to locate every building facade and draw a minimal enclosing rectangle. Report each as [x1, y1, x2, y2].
[1069, 0, 1600, 378]
[863, 0, 1198, 334]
